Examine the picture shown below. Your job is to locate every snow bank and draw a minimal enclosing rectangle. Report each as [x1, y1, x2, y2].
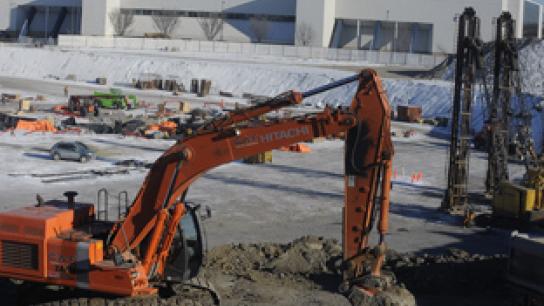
[0, 45, 541, 152]
[0, 46, 350, 105]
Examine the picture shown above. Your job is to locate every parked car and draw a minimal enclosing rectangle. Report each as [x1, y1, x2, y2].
[50, 141, 95, 163]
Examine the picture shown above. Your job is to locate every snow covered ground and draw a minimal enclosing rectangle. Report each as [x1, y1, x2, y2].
[0, 45, 541, 153]
[0, 44, 539, 255]
[0, 128, 515, 255]
[0, 131, 171, 210]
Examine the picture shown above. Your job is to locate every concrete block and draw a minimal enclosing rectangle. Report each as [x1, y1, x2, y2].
[61, 35, 87, 48]
[227, 42, 242, 53]
[325, 48, 339, 61]
[213, 41, 228, 53]
[165, 39, 182, 49]
[255, 44, 271, 55]
[85, 36, 107, 48]
[406, 54, 422, 66]
[283, 46, 297, 57]
[186, 40, 200, 52]
[170, 40, 186, 51]
[420, 55, 435, 67]
[351, 50, 365, 62]
[269, 45, 283, 56]
[310, 47, 327, 59]
[114, 37, 139, 49]
[200, 41, 214, 52]
[377, 52, 392, 65]
[392, 52, 408, 65]
[57, 35, 72, 47]
[296, 46, 311, 58]
[336, 49, 351, 61]
[143, 38, 161, 50]
[241, 43, 256, 54]
[366, 50, 379, 63]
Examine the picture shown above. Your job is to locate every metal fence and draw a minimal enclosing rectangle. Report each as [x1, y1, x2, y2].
[57, 35, 447, 68]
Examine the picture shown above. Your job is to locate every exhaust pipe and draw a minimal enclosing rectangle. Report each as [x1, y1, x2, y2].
[63, 191, 78, 209]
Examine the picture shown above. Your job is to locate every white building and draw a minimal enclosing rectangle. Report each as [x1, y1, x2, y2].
[1, 0, 543, 54]
[0, 0, 81, 38]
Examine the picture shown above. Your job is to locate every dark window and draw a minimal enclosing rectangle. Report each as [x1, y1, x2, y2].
[523, 0, 540, 38]
[122, 8, 295, 22]
[75, 142, 88, 150]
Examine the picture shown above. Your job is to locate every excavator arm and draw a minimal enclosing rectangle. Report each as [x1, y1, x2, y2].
[343, 71, 393, 290]
[108, 69, 394, 292]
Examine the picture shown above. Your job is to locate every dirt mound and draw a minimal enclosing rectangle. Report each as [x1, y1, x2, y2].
[206, 236, 342, 277]
[204, 236, 415, 306]
[204, 237, 510, 306]
[4, 237, 510, 306]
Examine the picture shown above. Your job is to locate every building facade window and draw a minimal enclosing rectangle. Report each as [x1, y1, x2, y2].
[523, 0, 539, 38]
[334, 19, 433, 54]
[121, 9, 295, 22]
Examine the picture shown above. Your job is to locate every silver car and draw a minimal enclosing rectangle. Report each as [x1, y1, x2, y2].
[50, 141, 95, 163]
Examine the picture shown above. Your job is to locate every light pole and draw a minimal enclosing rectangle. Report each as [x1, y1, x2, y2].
[45, 6, 49, 39]
[221, 0, 225, 41]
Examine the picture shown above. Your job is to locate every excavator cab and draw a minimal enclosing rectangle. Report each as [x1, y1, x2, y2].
[164, 203, 206, 282]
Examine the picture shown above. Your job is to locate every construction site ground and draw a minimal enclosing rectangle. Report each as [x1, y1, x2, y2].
[0, 45, 536, 305]
[0, 121, 522, 306]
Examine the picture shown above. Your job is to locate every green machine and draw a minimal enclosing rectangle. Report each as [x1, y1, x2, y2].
[94, 89, 138, 109]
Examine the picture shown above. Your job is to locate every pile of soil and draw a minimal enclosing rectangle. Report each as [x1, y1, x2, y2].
[203, 236, 510, 306]
[7, 236, 510, 306]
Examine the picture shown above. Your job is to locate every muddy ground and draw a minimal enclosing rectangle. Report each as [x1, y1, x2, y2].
[6, 236, 511, 306]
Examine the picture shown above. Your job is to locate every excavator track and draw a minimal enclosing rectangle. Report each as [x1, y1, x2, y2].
[14, 277, 220, 306]
[181, 276, 222, 306]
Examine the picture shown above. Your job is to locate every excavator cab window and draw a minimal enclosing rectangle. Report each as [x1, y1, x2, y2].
[165, 203, 206, 282]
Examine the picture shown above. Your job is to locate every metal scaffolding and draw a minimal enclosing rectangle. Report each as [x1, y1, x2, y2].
[443, 7, 483, 213]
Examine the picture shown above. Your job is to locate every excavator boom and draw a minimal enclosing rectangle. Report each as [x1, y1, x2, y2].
[109, 69, 394, 290]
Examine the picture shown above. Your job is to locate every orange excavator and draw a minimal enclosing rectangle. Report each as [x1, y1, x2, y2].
[0, 69, 394, 303]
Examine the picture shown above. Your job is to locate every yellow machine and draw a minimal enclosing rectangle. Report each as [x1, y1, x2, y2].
[493, 167, 544, 222]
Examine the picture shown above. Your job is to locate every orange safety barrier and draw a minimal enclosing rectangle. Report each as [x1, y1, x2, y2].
[146, 121, 177, 133]
[159, 121, 177, 132]
[52, 105, 66, 113]
[279, 143, 312, 153]
[15, 119, 57, 132]
[147, 124, 160, 131]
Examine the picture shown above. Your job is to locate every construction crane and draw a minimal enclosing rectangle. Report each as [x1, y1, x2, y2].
[0, 69, 394, 303]
[443, 7, 484, 213]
